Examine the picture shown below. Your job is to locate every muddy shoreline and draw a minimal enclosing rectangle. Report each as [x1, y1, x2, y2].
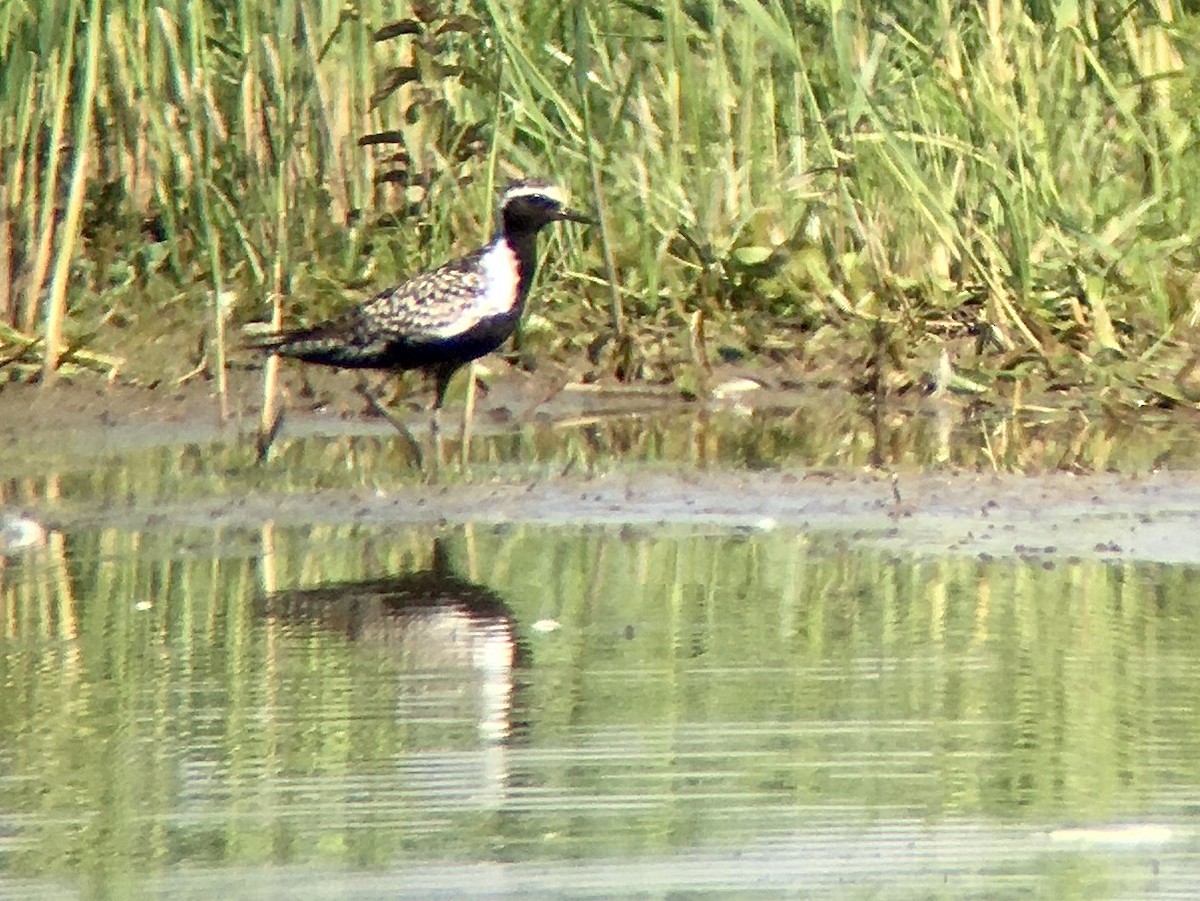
[28, 464, 1200, 567]
[4, 373, 1200, 565]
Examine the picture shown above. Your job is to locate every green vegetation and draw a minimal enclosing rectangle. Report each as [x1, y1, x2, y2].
[3, 1, 1200, 406]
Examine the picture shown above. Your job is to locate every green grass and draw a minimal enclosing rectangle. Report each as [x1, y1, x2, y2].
[2, 0, 1200, 408]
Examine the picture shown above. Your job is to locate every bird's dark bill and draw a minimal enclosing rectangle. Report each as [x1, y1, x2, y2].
[560, 207, 597, 225]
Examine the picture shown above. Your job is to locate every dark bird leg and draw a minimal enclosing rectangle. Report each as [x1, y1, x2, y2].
[435, 361, 480, 458]
[354, 381, 424, 467]
[432, 363, 460, 412]
[429, 363, 461, 475]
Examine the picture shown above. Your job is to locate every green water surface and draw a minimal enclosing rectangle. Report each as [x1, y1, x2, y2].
[3, 404, 1200, 898]
[3, 516, 1198, 898]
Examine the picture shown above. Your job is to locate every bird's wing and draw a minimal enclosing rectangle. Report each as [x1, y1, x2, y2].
[246, 246, 507, 368]
[355, 249, 491, 344]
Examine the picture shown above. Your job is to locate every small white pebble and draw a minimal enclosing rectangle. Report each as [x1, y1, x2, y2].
[135, 600, 154, 612]
[531, 619, 560, 633]
[711, 377, 763, 399]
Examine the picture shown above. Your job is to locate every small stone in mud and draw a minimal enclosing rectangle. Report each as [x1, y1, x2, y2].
[1093, 541, 1123, 553]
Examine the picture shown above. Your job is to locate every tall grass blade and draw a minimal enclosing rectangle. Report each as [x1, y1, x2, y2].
[42, 0, 103, 382]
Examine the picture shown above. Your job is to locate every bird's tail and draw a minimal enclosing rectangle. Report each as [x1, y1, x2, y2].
[243, 322, 340, 355]
[242, 325, 297, 354]
[243, 321, 381, 369]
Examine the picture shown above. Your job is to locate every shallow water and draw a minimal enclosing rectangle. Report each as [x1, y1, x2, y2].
[6, 392, 1200, 489]
[4, 401, 1200, 898]
[4, 515, 1200, 898]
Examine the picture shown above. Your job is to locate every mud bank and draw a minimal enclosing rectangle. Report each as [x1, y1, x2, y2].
[5, 373, 1200, 565]
[29, 467, 1200, 566]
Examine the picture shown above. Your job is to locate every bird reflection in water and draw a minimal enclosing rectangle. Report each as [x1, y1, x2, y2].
[258, 537, 522, 806]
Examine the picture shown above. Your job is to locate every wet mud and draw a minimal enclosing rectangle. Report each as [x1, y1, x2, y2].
[4, 369, 1200, 565]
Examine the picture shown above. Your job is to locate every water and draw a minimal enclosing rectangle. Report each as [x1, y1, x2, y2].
[3, 404, 1200, 897]
[3, 518, 1199, 898]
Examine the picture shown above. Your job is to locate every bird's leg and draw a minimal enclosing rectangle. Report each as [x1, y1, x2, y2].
[354, 378, 394, 421]
[358, 373, 411, 417]
[425, 366, 448, 475]
[432, 365, 456, 410]
[431, 362, 478, 465]
[355, 380, 424, 467]
[431, 364, 461, 433]
[355, 375, 381, 416]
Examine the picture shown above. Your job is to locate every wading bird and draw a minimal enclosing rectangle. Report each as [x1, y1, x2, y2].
[249, 181, 593, 420]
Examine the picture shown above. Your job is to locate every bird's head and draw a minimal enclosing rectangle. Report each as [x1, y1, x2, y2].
[498, 181, 595, 235]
